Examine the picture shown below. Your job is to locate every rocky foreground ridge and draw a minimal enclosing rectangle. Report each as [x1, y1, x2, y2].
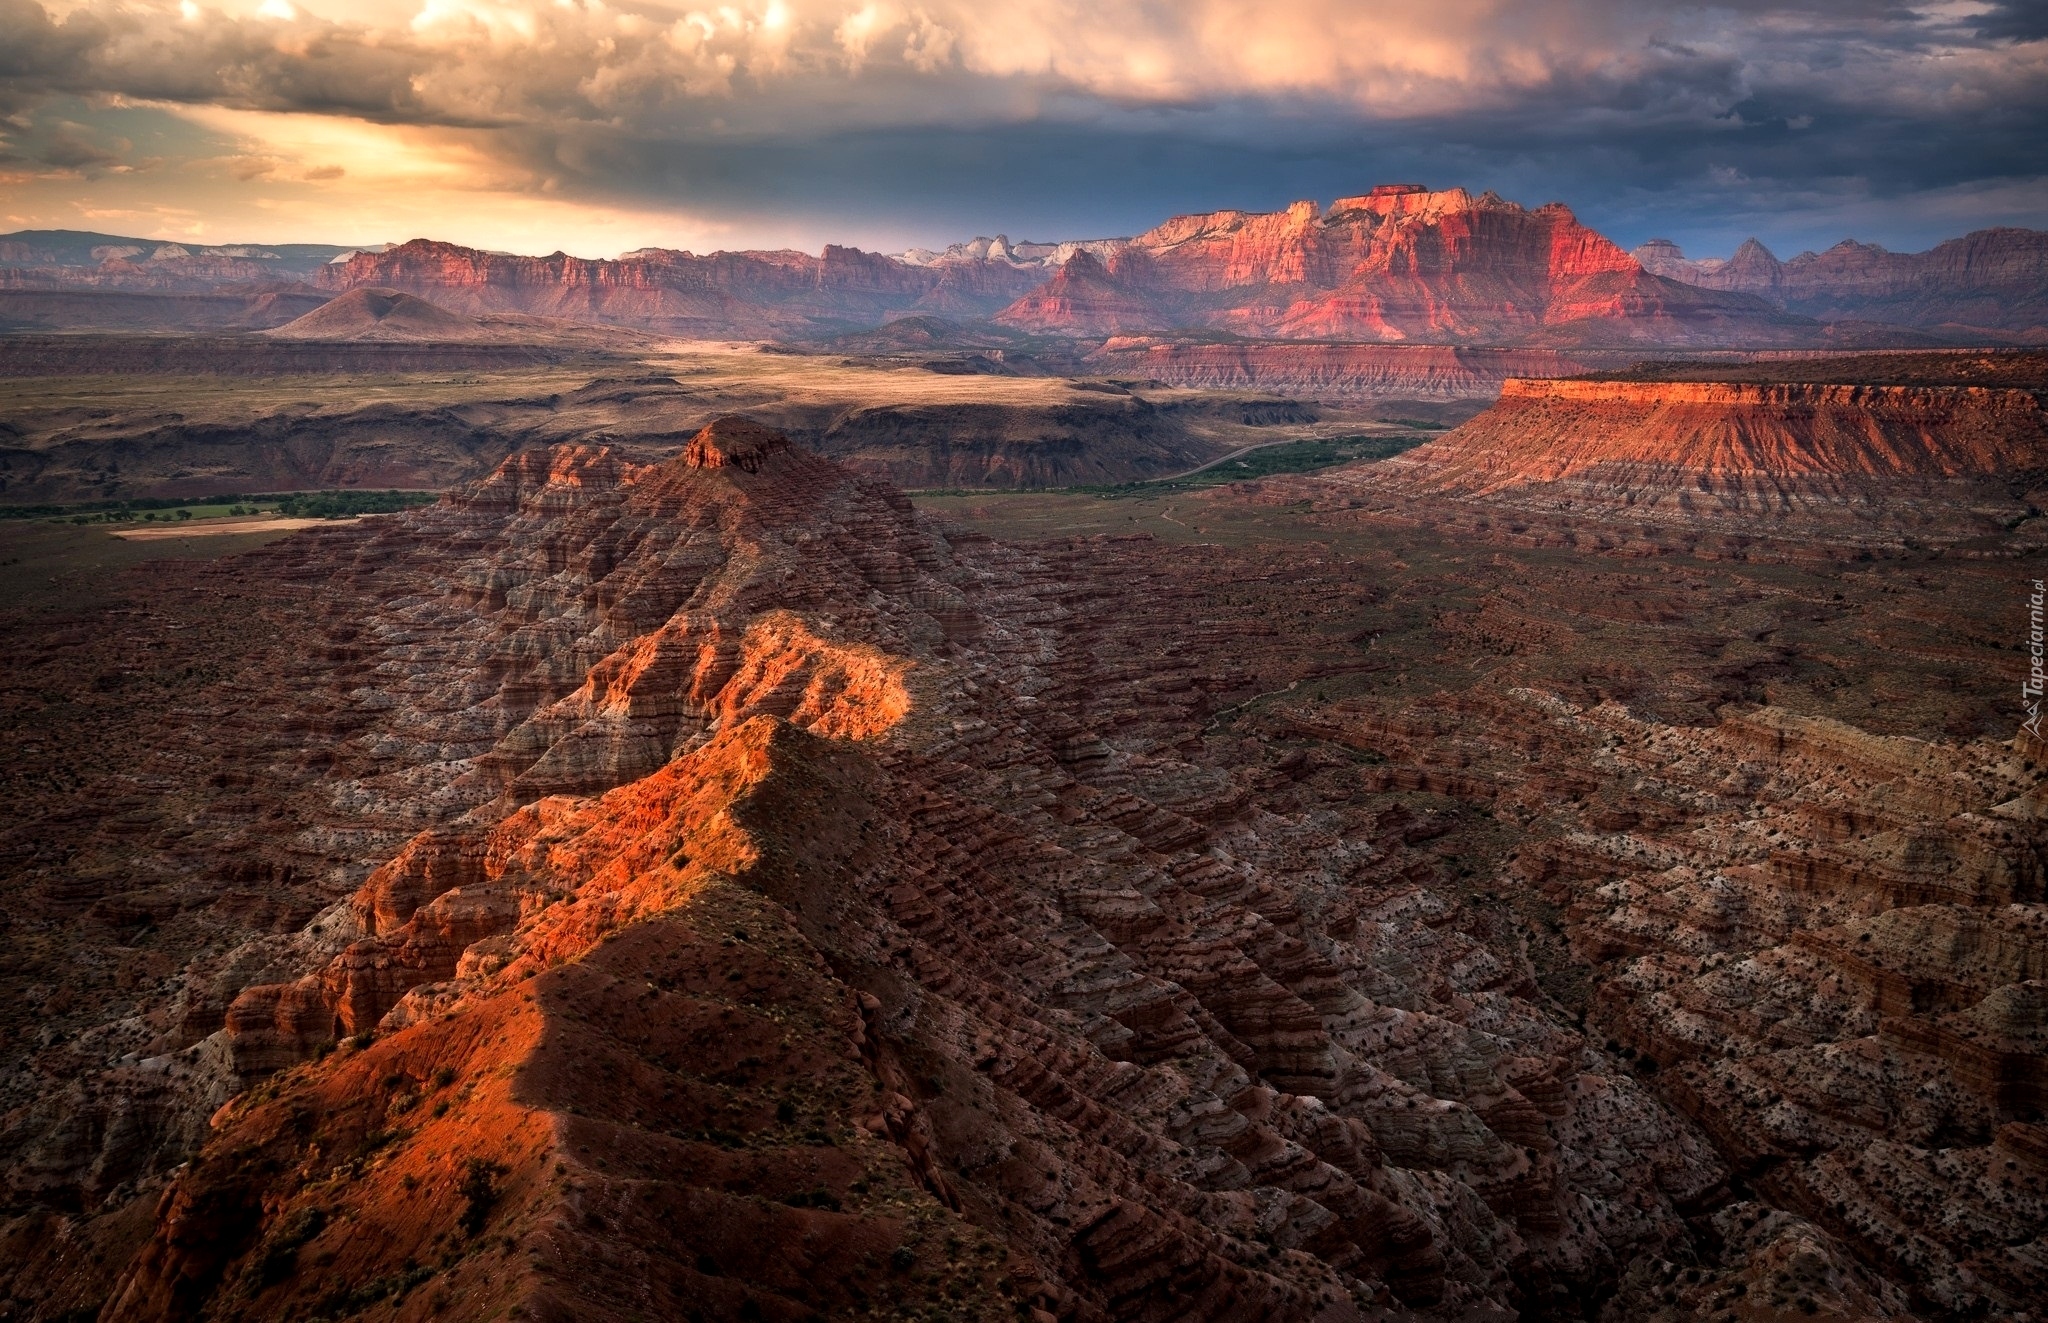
[1, 418, 2044, 1320]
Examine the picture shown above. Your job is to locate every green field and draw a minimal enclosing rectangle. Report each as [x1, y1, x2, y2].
[913, 432, 1430, 501]
[1085, 432, 1428, 496]
[4, 489, 441, 526]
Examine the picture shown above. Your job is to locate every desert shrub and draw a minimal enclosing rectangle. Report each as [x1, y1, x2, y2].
[458, 1157, 508, 1236]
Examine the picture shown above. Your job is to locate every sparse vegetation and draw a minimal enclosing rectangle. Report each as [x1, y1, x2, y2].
[251, 1205, 329, 1287]
[4, 489, 440, 525]
[274, 490, 440, 519]
[913, 432, 1433, 501]
[1076, 433, 1429, 496]
[459, 1157, 508, 1236]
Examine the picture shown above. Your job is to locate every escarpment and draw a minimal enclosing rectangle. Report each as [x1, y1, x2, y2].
[1294, 372, 2048, 553]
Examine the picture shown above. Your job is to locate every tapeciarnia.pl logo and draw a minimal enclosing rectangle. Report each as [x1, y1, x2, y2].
[2027, 578, 2046, 741]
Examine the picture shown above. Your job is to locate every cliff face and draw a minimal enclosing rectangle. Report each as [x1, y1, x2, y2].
[998, 188, 1813, 347]
[1634, 228, 2048, 340]
[1320, 374, 2048, 542]
[320, 190, 1838, 346]
[319, 239, 1045, 337]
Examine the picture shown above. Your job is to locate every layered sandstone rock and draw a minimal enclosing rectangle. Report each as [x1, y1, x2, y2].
[1304, 374, 2048, 550]
[998, 189, 1813, 348]
[318, 239, 1045, 338]
[315, 190, 1827, 347]
[1329, 691, 2048, 1316]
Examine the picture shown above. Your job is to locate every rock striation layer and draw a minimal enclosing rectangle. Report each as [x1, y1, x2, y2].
[317, 239, 1046, 339]
[1301, 373, 2048, 551]
[995, 188, 1815, 347]
[317, 189, 1831, 348]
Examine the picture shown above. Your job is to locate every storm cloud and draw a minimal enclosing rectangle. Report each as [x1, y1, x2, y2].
[0, 0, 2043, 257]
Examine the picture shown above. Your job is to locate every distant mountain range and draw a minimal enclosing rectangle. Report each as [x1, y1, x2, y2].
[1632, 229, 2048, 342]
[4, 193, 2044, 346]
[0, 230, 370, 288]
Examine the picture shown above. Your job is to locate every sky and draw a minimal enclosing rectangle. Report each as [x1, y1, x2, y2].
[1, 0, 2044, 261]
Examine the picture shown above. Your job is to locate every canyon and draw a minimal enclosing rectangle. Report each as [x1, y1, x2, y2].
[3, 184, 2046, 1323]
[0, 348, 1354, 501]
[1, 352, 2043, 1320]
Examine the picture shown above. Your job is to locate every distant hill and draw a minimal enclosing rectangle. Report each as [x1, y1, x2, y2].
[264, 287, 489, 341]
[0, 229, 363, 274]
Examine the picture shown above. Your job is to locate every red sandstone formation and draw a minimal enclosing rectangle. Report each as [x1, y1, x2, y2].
[992, 250, 1175, 336]
[1635, 228, 2048, 341]
[320, 188, 1829, 347]
[1304, 373, 2048, 549]
[10, 205, 2040, 347]
[998, 188, 1812, 347]
[317, 239, 1046, 338]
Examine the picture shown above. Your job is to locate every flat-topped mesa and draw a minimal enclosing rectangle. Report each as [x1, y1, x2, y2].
[680, 415, 792, 472]
[1297, 368, 2048, 548]
[1328, 184, 1473, 220]
[1471, 377, 2048, 480]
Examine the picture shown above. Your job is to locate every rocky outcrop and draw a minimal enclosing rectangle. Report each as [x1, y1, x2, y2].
[994, 250, 1175, 336]
[998, 188, 1818, 348]
[1635, 228, 2048, 341]
[319, 239, 1045, 338]
[1304, 373, 2048, 550]
[9, 401, 2046, 1321]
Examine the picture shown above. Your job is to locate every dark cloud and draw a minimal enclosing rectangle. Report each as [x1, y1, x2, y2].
[39, 123, 124, 171]
[0, 0, 2041, 255]
[1975, 1, 2048, 41]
